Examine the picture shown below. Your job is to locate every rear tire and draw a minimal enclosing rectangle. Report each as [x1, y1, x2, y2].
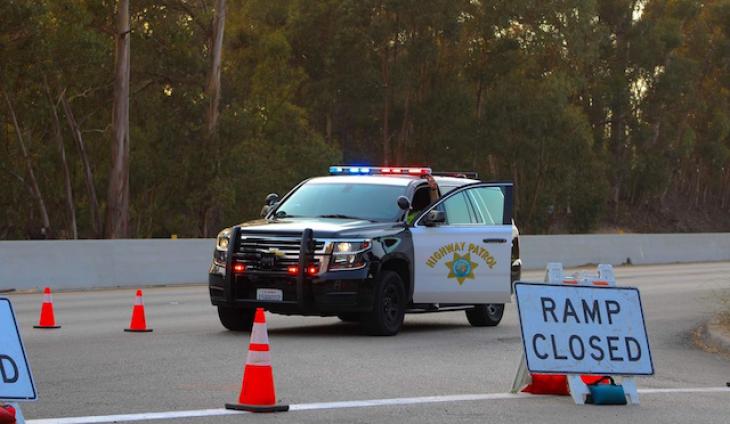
[217, 306, 255, 331]
[466, 304, 504, 327]
[361, 271, 406, 336]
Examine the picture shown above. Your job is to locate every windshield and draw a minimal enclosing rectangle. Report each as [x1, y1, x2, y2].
[273, 182, 406, 222]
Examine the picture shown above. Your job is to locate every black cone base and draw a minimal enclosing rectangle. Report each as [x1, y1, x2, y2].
[225, 402, 289, 413]
[33, 325, 61, 329]
[124, 328, 153, 332]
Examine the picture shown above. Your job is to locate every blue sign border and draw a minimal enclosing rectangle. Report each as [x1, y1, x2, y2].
[514, 282, 655, 376]
[0, 297, 37, 401]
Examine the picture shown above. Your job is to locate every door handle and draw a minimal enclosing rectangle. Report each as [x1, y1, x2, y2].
[483, 238, 507, 244]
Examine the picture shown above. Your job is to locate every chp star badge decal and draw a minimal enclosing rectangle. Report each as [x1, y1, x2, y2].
[445, 252, 479, 285]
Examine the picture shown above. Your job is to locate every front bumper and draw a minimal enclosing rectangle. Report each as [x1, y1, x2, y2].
[209, 267, 377, 315]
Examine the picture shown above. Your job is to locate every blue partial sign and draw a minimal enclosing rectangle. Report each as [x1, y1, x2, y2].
[514, 283, 654, 376]
[0, 298, 37, 401]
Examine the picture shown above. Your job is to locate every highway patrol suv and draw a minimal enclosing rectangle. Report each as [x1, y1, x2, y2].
[209, 166, 521, 336]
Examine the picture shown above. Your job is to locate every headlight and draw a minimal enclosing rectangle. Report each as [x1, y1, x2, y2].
[333, 241, 370, 253]
[216, 228, 232, 251]
[329, 240, 371, 270]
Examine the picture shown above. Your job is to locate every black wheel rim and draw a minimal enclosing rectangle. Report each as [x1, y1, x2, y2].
[382, 284, 401, 326]
[487, 304, 503, 319]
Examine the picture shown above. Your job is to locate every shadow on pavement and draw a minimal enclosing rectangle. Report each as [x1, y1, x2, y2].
[265, 321, 471, 338]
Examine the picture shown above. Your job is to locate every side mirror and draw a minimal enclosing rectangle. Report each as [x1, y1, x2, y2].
[397, 196, 411, 211]
[264, 193, 280, 206]
[423, 210, 446, 227]
[260, 205, 272, 217]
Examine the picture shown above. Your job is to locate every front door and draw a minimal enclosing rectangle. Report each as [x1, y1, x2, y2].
[410, 183, 513, 304]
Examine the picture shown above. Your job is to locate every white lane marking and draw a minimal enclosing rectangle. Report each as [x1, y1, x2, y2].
[289, 392, 530, 411]
[639, 387, 730, 394]
[26, 387, 730, 424]
[26, 409, 242, 424]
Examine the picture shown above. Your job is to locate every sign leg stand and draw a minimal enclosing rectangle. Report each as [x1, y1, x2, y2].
[567, 375, 589, 405]
[621, 378, 640, 405]
[510, 353, 531, 393]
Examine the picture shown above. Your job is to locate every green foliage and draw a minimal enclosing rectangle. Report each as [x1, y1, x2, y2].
[2, 0, 730, 238]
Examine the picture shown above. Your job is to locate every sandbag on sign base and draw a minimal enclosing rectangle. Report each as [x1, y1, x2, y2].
[586, 377, 628, 405]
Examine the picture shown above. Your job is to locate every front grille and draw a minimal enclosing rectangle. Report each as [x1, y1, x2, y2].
[235, 234, 326, 273]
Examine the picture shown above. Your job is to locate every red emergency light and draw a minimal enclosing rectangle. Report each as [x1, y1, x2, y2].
[233, 262, 246, 274]
[287, 265, 319, 276]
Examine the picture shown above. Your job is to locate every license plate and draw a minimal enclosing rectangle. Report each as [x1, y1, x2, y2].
[256, 288, 283, 302]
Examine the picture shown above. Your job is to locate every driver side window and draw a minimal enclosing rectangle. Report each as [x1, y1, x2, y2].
[436, 191, 477, 225]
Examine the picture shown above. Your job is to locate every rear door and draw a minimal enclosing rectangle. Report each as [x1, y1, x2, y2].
[410, 182, 513, 304]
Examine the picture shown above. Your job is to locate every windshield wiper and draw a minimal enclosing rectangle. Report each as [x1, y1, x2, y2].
[317, 214, 376, 222]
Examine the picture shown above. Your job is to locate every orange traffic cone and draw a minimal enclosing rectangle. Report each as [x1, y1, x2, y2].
[0, 403, 16, 424]
[225, 308, 288, 413]
[124, 289, 153, 332]
[33, 287, 61, 329]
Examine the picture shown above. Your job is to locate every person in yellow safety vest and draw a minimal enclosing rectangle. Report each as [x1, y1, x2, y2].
[406, 174, 440, 224]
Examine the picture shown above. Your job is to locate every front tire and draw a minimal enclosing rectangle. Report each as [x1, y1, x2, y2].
[217, 306, 255, 331]
[466, 304, 504, 327]
[361, 271, 406, 336]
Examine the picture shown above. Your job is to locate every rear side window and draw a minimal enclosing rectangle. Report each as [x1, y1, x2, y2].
[467, 187, 505, 225]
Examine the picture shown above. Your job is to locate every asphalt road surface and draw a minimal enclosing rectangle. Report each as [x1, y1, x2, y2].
[4, 262, 730, 423]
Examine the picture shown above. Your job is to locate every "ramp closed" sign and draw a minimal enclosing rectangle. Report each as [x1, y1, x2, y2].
[514, 282, 653, 376]
[0, 298, 36, 401]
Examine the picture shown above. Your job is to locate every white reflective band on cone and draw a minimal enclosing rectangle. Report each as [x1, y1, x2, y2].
[135, 296, 144, 306]
[43, 293, 52, 303]
[246, 349, 272, 366]
[249, 323, 269, 345]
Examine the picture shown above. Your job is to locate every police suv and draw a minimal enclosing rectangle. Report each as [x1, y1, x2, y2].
[209, 166, 521, 336]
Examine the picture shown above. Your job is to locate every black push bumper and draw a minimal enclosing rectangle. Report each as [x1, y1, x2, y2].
[209, 227, 377, 316]
[209, 269, 376, 315]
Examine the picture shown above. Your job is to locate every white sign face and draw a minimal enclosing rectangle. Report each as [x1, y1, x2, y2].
[514, 283, 654, 376]
[0, 298, 37, 401]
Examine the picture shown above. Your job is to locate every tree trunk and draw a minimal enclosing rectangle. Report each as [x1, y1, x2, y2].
[206, 0, 226, 143]
[325, 111, 333, 144]
[381, 42, 391, 165]
[608, 2, 636, 219]
[721, 169, 729, 209]
[395, 91, 410, 164]
[45, 82, 78, 239]
[61, 93, 102, 237]
[106, 0, 131, 239]
[2, 87, 52, 234]
[200, 0, 227, 237]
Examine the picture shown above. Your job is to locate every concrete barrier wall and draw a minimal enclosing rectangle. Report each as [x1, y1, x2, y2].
[520, 233, 730, 269]
[1, 234, 729, 291]
[0, 239, 214, 291]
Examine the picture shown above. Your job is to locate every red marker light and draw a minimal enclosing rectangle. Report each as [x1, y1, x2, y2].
[307, 265, 318, 276]
[233, 262, 246, 274]
[408, 168, 422, 174]
[287, 266, 299, 276]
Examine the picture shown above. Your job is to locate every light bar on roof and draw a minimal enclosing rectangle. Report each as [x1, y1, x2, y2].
[329, 166, 432, 176]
